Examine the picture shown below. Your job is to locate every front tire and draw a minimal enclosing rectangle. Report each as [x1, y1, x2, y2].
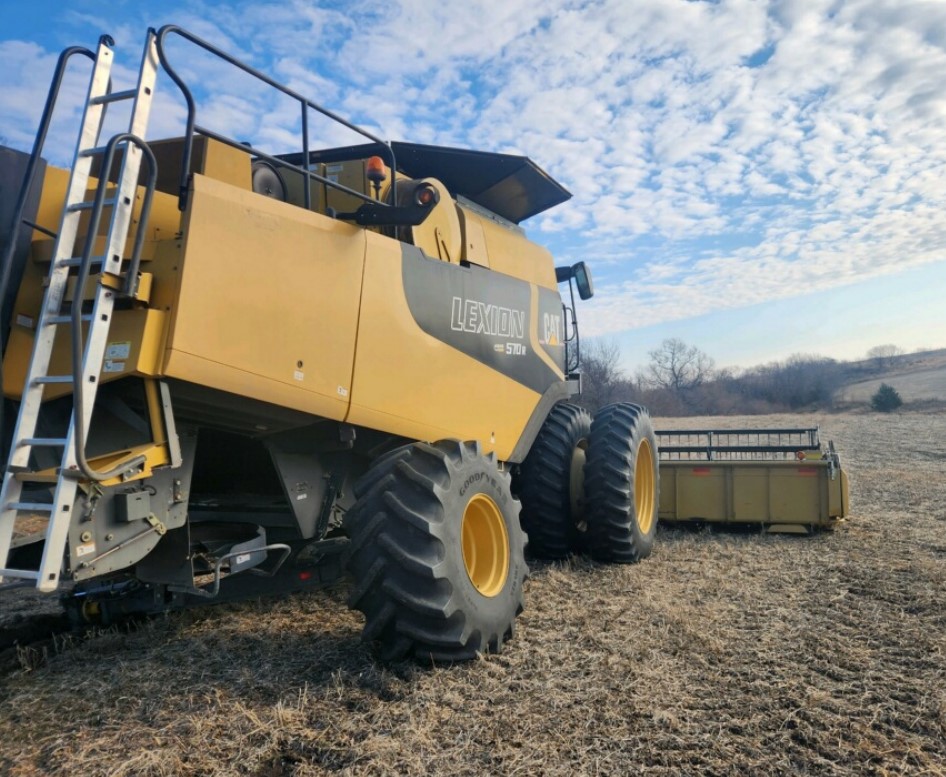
[583, 403, 659, 563]
[345, 440, 527, 663]
[516, 402, 592, 558]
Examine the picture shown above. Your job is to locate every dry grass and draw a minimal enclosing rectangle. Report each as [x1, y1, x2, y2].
[1, 411, 945, 776]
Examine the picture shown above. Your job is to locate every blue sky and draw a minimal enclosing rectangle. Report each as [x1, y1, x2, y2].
[2, 0, 945, 373]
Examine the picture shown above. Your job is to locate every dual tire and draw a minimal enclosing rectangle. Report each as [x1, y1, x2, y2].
[517, 401, 659, 564]
[516, 402, 592, 559]
[583, 402, 659, 563]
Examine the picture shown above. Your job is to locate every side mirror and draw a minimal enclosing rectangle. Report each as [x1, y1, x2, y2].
[572, 261, 593, 300]
[556, 261, 594, 300]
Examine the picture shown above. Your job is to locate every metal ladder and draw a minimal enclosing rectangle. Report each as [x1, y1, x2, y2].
[0, 32, 158, 592]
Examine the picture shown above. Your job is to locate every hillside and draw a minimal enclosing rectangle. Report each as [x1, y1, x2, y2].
[837, 348, 946, 404]
[582, 344, 946, 418]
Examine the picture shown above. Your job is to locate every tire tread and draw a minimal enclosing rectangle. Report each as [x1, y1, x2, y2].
[346, 440, 526, 662]
[517, 403, 592, 558]
[584, 403, 658, 564]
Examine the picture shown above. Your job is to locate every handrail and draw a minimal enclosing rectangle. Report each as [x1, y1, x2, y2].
[0, 43, 98, 452]
[0, 44, 97, 309]
[655, 427, 822, 461]
[655, 428, 820, 436]
[70, 132, 157, 482]
[151, 24, 397, 211]
[563, 280, 581, 375]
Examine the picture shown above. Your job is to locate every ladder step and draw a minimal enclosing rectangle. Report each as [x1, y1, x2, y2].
[32, 375, 73, 385]
[58, 256, 105, 269]
[0, 569, 41, 580]
[5, 502, 54, 513]
[89, 88, 138, 105]
[20, 438, 68, 448]
[13, 470, 58, 483]
[45, 314, 94, 326]
[67, 198, 115, 212]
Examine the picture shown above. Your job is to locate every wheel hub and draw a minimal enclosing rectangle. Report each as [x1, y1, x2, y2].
[569, 441, 588, 521]
[635, 438, 656, 534]
[461, 494, 509, 597]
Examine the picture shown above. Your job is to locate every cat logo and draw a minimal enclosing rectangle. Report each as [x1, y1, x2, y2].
[543, 312, 563, 346]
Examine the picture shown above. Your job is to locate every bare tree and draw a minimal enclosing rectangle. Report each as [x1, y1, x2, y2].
[578, 340, 627, 413]
[645, 338, 715, 403]
[780, 353, 842, 408]
[736, 353, 842, 410]
[865, 344, 904, 371]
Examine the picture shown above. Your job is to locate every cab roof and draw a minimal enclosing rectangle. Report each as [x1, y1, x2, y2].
[294, 141, 572, 224]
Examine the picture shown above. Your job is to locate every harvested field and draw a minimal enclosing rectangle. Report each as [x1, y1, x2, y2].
[1, 411, 945, 776]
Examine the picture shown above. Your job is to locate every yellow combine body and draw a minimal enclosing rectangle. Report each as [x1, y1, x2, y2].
[3, 137, 566, 460]
[0, 26, 662, 662]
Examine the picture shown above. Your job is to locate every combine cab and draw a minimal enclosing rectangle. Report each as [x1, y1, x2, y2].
[656, 427, 849, 533]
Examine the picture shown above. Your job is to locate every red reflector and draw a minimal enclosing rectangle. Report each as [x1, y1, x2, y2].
[797, 468, 818, 476]
[298, 570, 313, 581]
[691, 467, 711, 476]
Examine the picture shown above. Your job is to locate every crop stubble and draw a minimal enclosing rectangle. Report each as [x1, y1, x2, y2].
[0, 411, 944, 776]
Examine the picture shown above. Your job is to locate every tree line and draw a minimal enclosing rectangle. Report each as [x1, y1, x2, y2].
[576, 338, 909, 416]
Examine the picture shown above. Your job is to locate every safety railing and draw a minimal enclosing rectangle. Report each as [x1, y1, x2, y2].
[152, 24, 398, 212]
[656, 428, 822, 461]
[0, 44, 98, 448]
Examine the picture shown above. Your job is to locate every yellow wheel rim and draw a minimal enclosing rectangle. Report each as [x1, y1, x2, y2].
[569, 440, 588, 521]
[462, 494, 510, 597]
[635, 438, 656, 535]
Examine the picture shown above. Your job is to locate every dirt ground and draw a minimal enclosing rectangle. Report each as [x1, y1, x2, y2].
[0, 411, 944, 776]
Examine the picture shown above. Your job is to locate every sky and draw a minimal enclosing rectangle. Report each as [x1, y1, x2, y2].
[2, 0, 945, 374]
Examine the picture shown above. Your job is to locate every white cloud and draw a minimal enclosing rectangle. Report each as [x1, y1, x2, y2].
[2, 0, 946, 348]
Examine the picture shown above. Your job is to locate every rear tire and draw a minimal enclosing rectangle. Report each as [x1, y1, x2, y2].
[516, 402, 592, 558]
[583, 403, 659, 563]
[345, 440, 527, 663]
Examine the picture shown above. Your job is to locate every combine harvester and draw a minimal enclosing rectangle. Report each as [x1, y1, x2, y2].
[0, 27, 847, 662]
